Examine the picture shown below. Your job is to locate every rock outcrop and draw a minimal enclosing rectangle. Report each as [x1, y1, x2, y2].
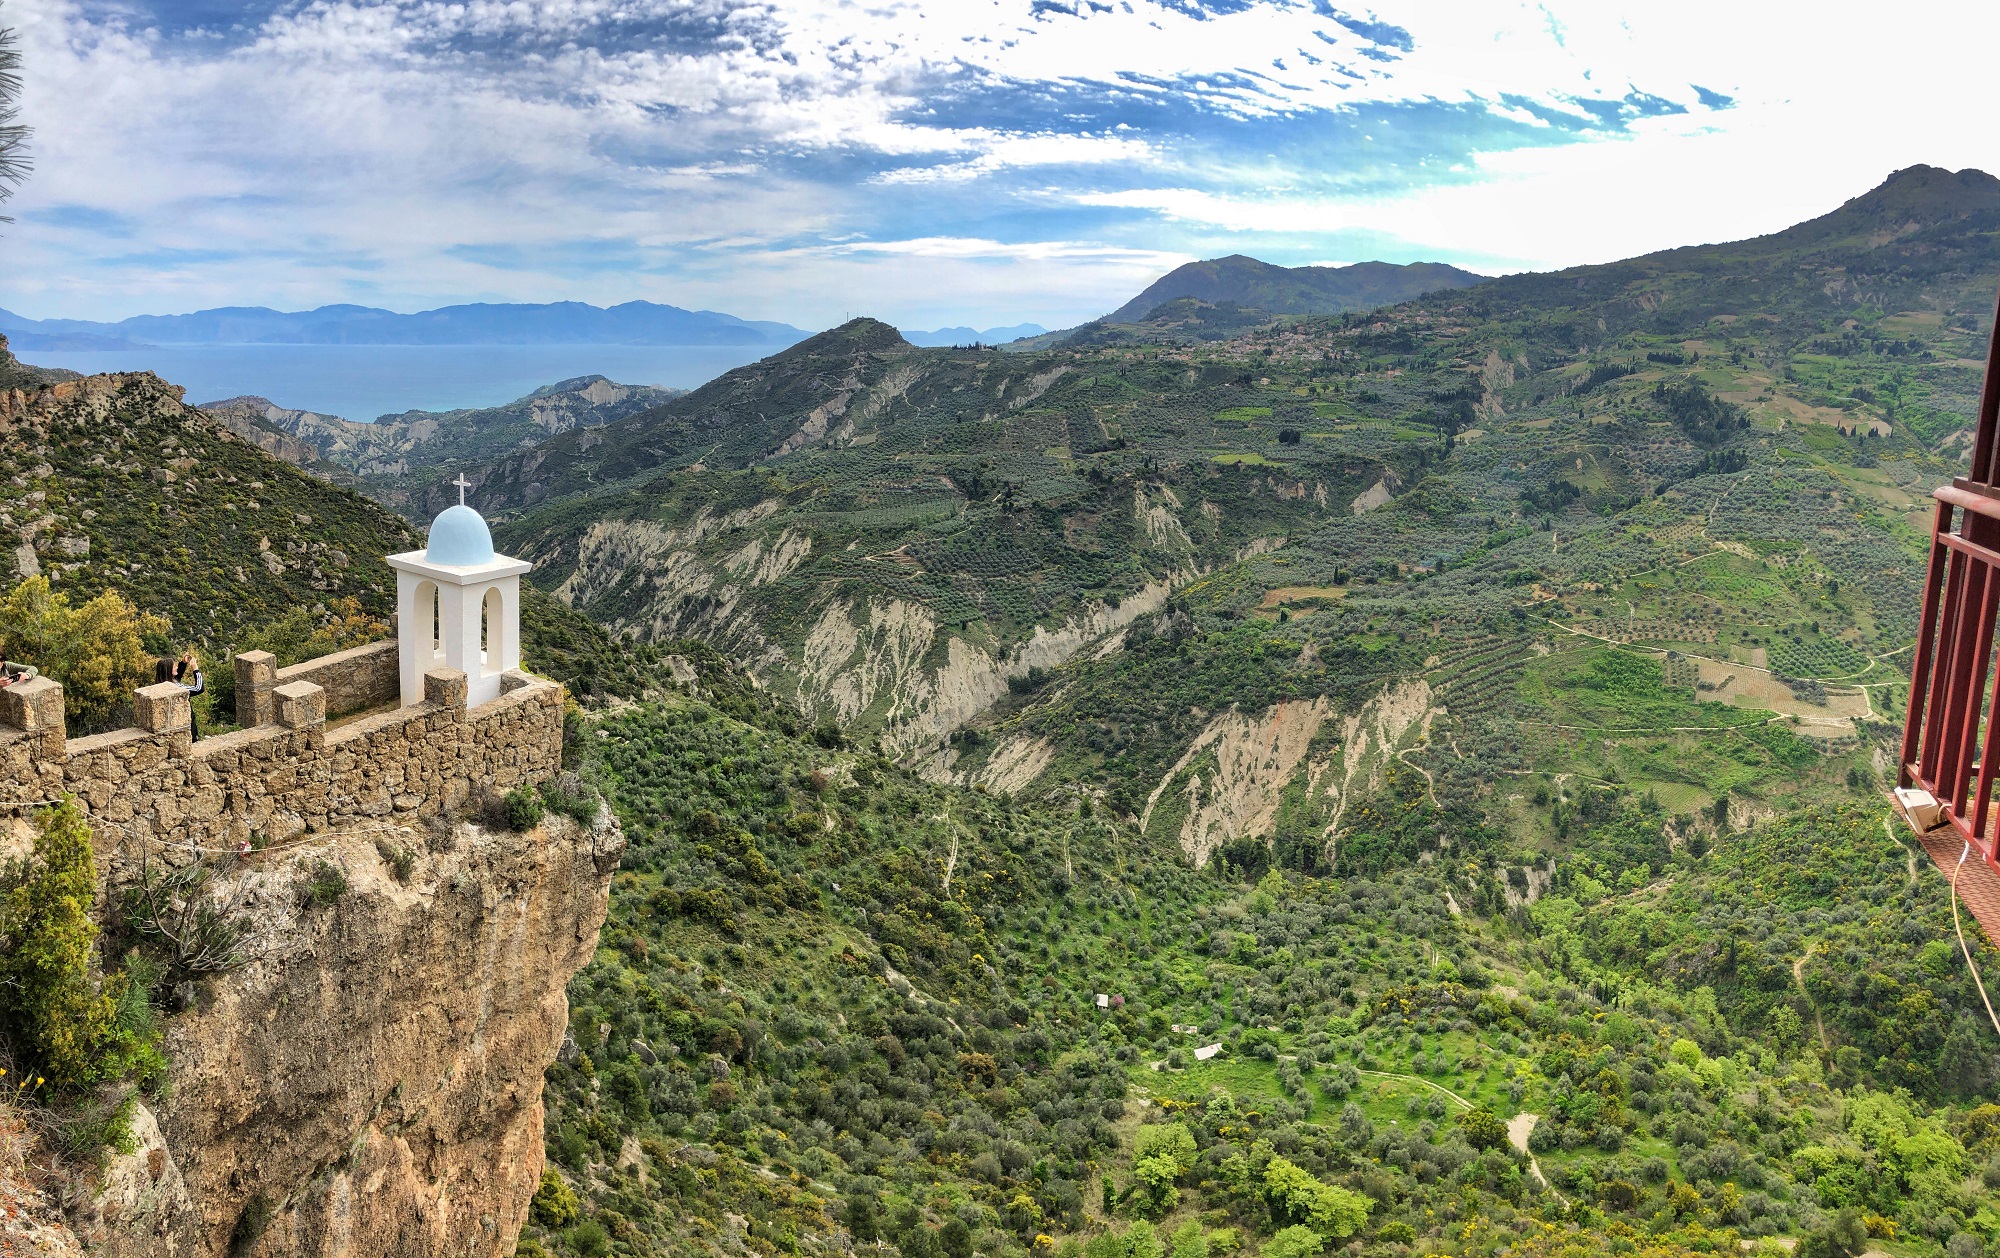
[1138, 678, 1442, 866]
[1141, 696, 1337, 865]
[199, 376, 677, 490]
[71, 806, 624, 1256]
[0, 1104, 87, 1255]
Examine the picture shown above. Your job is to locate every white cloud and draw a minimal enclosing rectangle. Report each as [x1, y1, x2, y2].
[870, 132, 1161, 184]
[3, 0, 1999, 332]
[814, 236, 1188, 265]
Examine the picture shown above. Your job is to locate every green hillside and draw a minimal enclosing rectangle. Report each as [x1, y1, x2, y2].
[467, 317, 1404, 758]
[0, 362, 414, 640]
[472, 167, 2000, 1254]
[955, 163, 1998, 850]
[16, 162, 2000, 1258]
[455, 166, 1981, 796]
[526, 649, 2000, 1258]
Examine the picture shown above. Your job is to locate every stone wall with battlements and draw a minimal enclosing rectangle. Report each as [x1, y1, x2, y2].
[0, 639, 562, 883]
[268, 638, 402, 720]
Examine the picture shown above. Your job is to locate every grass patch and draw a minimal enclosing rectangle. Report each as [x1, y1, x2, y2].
[1517, 644, 1768, 731]
[1258, 586, 1348, 609]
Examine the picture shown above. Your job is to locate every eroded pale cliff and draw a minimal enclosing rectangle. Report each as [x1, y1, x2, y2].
[71, 806, 623, 1257]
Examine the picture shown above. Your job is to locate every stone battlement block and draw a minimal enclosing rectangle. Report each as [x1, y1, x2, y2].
[235, 649, 277, 727]
[424, 667, 467, 712]
[0, 675, 65, 755]
[134, 682, 190, 735]
[275, 639, 399, 718]
[274, 681, 326, 730]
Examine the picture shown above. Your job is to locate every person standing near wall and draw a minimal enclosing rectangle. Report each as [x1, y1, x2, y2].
[174, 649, 204, 740]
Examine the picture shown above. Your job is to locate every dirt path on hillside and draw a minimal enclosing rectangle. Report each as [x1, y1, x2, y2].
[1883, 816, 1919, 886]
[1507, 1113, 1566, 1205]
[1793, 945, 1830, 1050]
[1707, 473, 1751, 527]
[1355, 1068, 1472, 1110]
[1396, 747, 1440, 805]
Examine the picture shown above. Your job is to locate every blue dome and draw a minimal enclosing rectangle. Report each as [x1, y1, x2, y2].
[426, 504, 495, 566]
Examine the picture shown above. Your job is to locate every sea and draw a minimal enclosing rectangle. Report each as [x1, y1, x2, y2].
[13, 342, 783, 420]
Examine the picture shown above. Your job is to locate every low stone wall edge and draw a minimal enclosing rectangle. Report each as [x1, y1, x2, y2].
[275, 639, 400, 718]
[0, 675, 566, 888]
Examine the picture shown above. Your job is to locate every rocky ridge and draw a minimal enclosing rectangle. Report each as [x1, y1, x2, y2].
[67, 806, 623, 1257]
[202, 375, 680, 512]
[0, 367, 414, 643]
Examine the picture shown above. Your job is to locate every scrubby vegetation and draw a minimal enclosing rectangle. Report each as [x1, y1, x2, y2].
[520, 666, 2000, 1258]
[0, 576, 166, 729]
[0, 800, 163, 1154]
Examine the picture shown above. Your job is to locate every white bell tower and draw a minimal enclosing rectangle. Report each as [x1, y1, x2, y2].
[386, 476, 532, 710]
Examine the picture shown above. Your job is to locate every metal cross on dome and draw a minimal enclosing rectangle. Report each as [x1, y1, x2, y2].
[453, 473, 472, 506]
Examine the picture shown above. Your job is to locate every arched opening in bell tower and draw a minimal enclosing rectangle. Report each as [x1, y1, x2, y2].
[480, 586, 503, 676]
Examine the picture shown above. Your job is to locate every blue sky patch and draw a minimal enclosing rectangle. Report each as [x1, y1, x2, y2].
[1323, 8, 1415, 52]
[0, 0, 1810, 331]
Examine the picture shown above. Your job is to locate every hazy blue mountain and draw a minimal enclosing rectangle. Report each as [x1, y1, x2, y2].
[901, 322, 1047, 346]
[0, 301, 810, 347]
[1, 328, 150, 351]
[1104, 254, 1485, 322]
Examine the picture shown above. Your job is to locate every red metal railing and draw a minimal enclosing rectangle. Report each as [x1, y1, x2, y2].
[1901, 290, 2000, 868]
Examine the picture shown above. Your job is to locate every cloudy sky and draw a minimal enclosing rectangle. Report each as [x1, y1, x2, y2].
[3, 0, 1998, 331]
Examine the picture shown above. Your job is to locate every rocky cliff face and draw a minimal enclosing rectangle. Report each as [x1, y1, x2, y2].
[194, 399, 351, 482]
[68, 806, 623, 1257]
[200, 375, 678, 508]
[0, 1103, 87, 1255]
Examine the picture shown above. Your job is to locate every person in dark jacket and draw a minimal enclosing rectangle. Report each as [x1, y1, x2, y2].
[174, 649, 204, 740]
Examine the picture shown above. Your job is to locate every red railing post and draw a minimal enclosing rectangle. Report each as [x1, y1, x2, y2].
[1903, 503, 1954, 786]
[1901, 281, 2000, 856]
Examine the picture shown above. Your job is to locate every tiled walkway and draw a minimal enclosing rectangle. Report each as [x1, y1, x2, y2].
[1913, 824, 2000, 947]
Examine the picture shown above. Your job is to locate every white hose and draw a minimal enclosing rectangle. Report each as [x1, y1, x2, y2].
[1951, 840, 2000, 1039]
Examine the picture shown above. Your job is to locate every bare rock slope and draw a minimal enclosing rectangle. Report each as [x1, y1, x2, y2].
[202, 374, 678, 509]
[74, 807, 624, 1257]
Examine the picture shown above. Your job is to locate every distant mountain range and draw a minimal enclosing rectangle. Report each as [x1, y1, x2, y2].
[0, 258, 1480, 357]
[0, 302, 1055, 355]
[901, 323, 1047, 347]
[1105, 255, 1485, 323]
[0, 301, 810, 349]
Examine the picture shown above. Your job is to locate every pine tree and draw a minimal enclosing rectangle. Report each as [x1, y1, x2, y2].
[0, 11, 29, 220]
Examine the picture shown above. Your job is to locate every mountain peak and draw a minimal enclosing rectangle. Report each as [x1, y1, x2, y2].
[1843, 164, 2000, 218]
[1769, 165, 2000, 249]
[790, 317, 911, 356]
[1106, 256, 1484, 323]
